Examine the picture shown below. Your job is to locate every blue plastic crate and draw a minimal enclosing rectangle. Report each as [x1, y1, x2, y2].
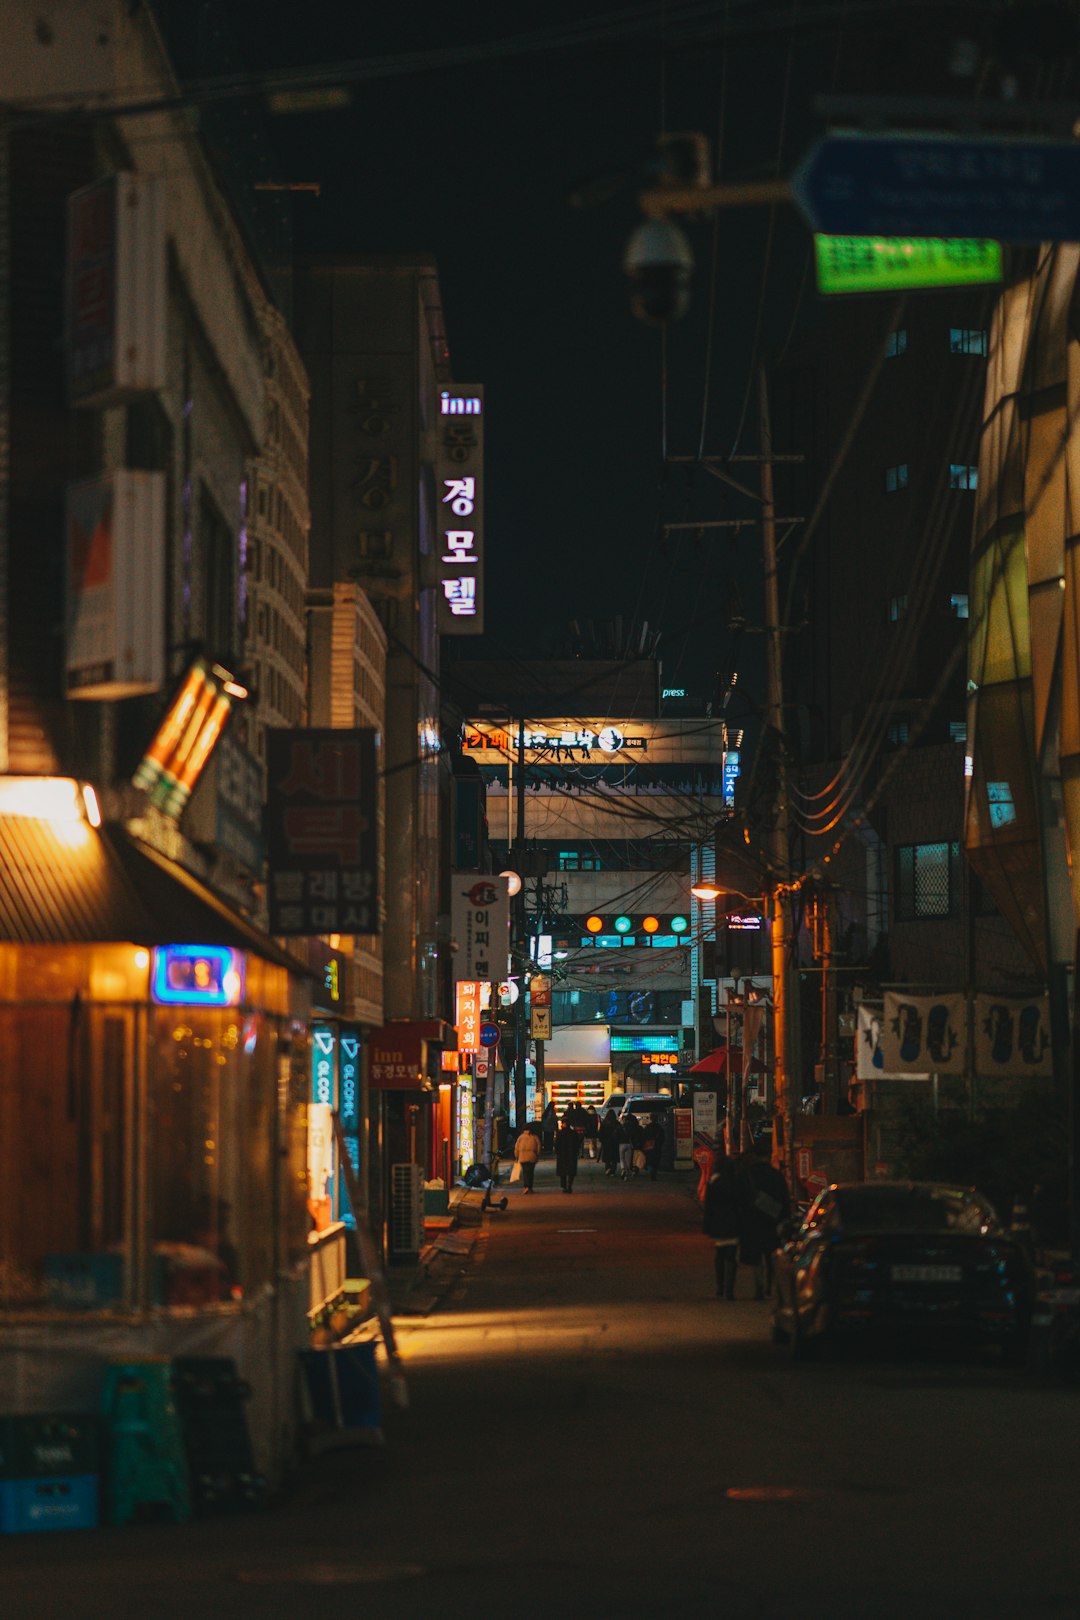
[0, 1474, 98, 1533]
[299, 1343, 381, 1432]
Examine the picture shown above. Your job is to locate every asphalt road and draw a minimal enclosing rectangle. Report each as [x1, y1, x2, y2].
[5, 1155, 1080, 1619]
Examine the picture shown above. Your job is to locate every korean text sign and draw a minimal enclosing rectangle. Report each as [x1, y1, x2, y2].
[267, 728, 379, 935]
[436, 386, 484, 634]
[451, 873, 509, 982]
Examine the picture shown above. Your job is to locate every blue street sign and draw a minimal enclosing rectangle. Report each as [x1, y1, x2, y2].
[793, 133, 1080, 244]
[479, 1023, 500, 1047]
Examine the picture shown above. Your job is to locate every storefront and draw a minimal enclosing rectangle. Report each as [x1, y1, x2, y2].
[0, 806, 312, 1482]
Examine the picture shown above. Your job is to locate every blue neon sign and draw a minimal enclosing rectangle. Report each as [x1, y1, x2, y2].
[151, 945, 244, 1006]
[312, 1024, 337, 1107]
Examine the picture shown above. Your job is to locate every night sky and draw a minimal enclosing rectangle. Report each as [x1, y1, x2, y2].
[174, 2, 838, 719]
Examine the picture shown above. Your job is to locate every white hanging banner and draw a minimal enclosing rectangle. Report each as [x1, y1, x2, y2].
[881, 992, 965, 1075]
[974, 994, 1053, 1076]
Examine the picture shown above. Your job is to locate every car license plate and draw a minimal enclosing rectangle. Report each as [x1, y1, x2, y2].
[891, 1264, 962, 1283]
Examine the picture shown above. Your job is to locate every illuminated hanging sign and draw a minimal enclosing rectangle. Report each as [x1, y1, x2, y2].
[311, 1023, 337, 1107]
[814, 234, 1002, 295]
[723, 749, 741, 809]
[437, 384, 484, 634]
[133, 658, 243, 819]
[151, 945, 244, 1006]
[462, 723, 648, 762]
[339, 1033, 360, 1132]
[455, 980, 487, 1054]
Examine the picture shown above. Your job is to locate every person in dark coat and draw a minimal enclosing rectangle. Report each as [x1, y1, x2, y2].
[703, 1150, 740, 1299]
[644, 1115, 666, 1182]
[555, 1114, 581, 1193]
[599, 1108, 620, 1176]
[540, 1100, 558, 1153]
[583, 1104, 600, 1160]
[736, 1145, 792, 1299]
[623, 1111, 644, 1178]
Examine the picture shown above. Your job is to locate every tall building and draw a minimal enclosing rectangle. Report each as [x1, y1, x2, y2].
[295, 257, 468, 1248]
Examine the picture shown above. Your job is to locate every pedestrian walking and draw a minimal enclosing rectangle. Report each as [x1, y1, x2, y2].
[644, 1115, 665, 1182]
[599, 1108, 620, 1176]
[540, 1099, 558, 1153]
[616, 1113, 639, 1179]
[625, 1111, 644, 1177]
[513, 1120, 542, 1194]
[703, 1149, 740, 1299]
[583, 1104, 600, 1160]
[555, 1114, 581, 1193]
[736, 1143, 791, 1298]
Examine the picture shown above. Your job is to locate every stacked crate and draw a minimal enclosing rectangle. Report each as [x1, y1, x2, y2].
[0, 1414, 100, 1533]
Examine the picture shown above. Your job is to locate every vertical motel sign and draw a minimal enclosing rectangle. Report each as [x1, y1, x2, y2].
[436, 385, 484, 634]
[266, 728, 380, 935]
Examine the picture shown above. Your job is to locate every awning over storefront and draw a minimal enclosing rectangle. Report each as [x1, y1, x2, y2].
[0, 815, 303, 970]
[369, 1019, 455, 1088]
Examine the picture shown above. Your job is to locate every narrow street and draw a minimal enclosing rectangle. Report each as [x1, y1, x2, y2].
[5, 1158, 1080, 1619]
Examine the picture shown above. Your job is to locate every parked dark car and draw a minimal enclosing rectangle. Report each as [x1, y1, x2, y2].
[772, 1180, 1033, 1363]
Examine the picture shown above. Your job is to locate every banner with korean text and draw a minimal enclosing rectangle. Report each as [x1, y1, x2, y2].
[451, 873, 509, 983]
[267, 728, 379, 934]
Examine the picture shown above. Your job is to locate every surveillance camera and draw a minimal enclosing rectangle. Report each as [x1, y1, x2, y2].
[624, 217, 694, 325]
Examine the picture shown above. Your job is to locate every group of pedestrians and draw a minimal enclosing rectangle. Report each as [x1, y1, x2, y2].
[513, 1104, 667, 1193]
[703, 1141, 791, 1301]
[598, 1108, 665, 1181]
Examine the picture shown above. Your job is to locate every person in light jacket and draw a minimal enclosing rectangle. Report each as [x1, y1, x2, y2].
[513, 1121, 541, 1193]
[555, 1115, 581, 1194]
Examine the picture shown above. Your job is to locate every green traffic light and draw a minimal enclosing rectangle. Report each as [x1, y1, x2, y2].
[670, 915, 688, 934]
[614, 915, 632, 933]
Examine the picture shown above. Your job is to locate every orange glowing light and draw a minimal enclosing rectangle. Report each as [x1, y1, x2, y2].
[585, 915, 604, 934]
[642, 915, 660, 934]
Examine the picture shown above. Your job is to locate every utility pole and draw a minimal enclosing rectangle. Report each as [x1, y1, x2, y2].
[513, 717, 528, 1131]
[759, 365, 798, 1188]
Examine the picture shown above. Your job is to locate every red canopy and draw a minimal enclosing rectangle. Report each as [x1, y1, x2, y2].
[690, 1045, 766, 1075]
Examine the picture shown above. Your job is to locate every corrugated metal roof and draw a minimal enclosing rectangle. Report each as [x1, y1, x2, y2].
[0, 817, 304, 971]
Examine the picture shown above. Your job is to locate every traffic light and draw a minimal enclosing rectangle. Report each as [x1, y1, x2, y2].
[565, 915, 692, 948]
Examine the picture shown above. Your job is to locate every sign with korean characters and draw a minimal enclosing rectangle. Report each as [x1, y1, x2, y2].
[436, 385, 484, 634]
[452, 873, 510, 983]
[530, 1005, 552, 1040]
[455, 980, 487, 1054]
[267, 728, 379, 935]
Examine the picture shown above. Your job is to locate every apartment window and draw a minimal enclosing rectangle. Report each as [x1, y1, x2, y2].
[558, 849, 600, 872]
[949, 464, 978, 490]
[886, 719, 910, 747]
[888, 595, 908, 623]
[950, 592, 970, 618]
[895, 841, 960, 920]
[950, 328, 988, 356]
[885, 329, 908, 357]
[949, 719, 967, 743]
[885, 464, 909, 492]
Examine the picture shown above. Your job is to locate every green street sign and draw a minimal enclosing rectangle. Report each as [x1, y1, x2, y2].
[814, 235, 1002, 295]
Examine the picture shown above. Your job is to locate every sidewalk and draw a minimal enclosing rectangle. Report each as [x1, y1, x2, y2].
[387, 1182, 488, 1316]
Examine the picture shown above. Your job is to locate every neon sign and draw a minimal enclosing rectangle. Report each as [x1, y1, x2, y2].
[437, 385, 484, 634]
[151, 945, 243, 1006]
[441, 392, 482, 415]
[312, 1024, 336, 1106]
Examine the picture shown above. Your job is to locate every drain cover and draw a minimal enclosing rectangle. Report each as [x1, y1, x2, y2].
[238, 1562, 426, 1586]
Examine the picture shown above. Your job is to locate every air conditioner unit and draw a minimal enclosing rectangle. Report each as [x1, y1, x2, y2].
[390, 1163, 424, 1260]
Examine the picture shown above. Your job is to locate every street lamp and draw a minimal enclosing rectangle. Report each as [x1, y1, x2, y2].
[690, 879, 723, 902]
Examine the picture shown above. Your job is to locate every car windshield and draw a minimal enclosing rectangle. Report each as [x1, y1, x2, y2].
[627, 1098, 670, 1113]
[834, 1186, 1001, 1236]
